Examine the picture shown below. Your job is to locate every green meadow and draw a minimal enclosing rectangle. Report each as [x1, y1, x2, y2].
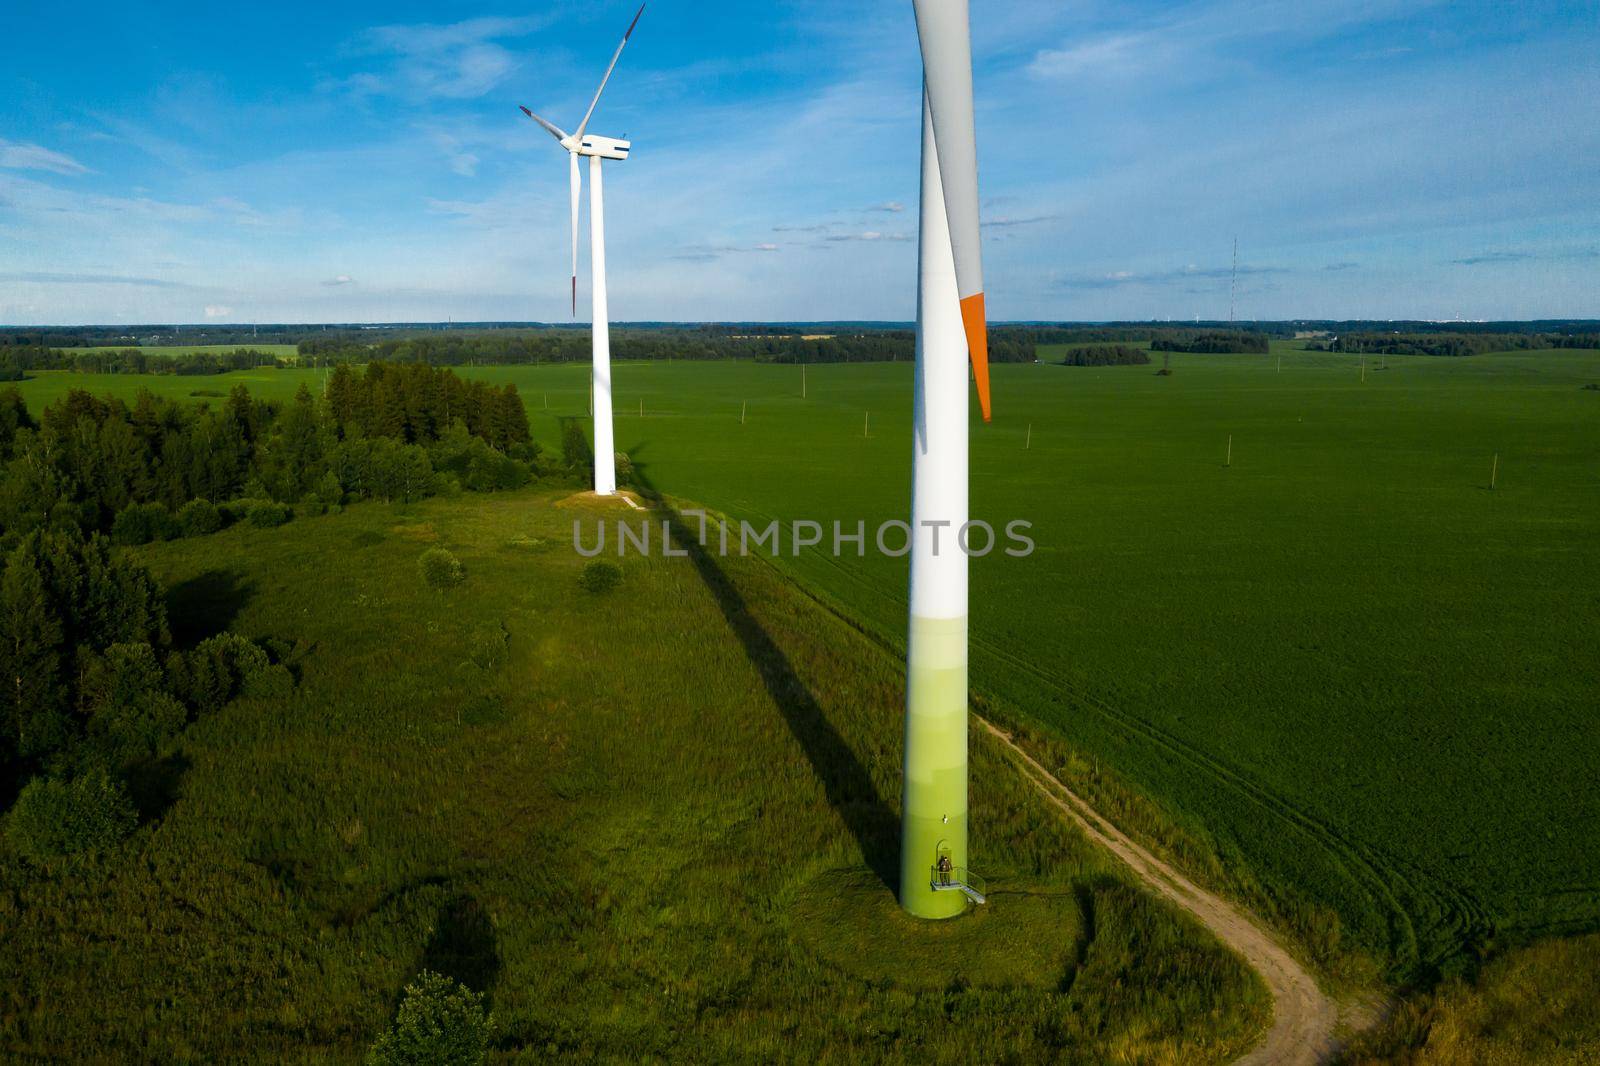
[0, 488, 1264, 1061]
[12, 343, 1600, 982]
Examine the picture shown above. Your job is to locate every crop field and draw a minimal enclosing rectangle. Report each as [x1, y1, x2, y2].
[12, 344, 1600, 983]
[0, 487, 1264, 1061]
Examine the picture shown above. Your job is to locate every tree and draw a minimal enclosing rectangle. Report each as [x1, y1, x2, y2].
[0, 386, 36, 460]
[562, 422, 593, 474]
[263, 384, 325, 500]
[80, 642, 186, 761]
[0, 529, 168, 762]
[326, 363, 362, 433]
[177, 498, 222, 537]
[0, 542, 66, 760]
[5, 768, 139, 861]
[367, 971, 492, 1066]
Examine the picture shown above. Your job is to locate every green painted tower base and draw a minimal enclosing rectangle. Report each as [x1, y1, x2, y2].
[900, 614, 968, 919]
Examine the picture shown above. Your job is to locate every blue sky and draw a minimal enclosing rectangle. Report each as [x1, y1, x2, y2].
[1, 0, 1596, 325]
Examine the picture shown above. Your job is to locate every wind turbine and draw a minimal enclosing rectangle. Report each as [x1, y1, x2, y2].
[901, 0, 991, 919]
[519, 3, 644, 497]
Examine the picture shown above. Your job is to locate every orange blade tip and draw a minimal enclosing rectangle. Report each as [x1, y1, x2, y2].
[960, 292, 992, 422]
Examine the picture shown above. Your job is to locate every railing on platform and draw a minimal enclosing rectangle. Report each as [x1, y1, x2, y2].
[929, 866, 987, 903]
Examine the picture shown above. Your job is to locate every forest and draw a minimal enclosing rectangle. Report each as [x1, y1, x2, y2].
[1150, 331, 1272, 354]
[1057, 344, 1151, 366]
[5, 323, 1600, 382]
[1308, 331, 1600, 357]
[0, 361, 587, 869]
[0, 346, 281, 379]
[0, 362, 556, 553]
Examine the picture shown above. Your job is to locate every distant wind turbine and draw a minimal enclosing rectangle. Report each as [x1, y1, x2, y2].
[519, 3, 645, 497]
[901, 0, 991, 919]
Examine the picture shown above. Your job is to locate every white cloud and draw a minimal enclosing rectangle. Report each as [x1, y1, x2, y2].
[204, 305, 233, 317]
[825, 231, 911, 243]
[348, 14, 553, 101]
[1027, 0, 1446, 83]
[429, 132, 480, 177]
[0, 139, 90, 176]
[1030, 34, 1145, 80]
[324, 275, 356, 286]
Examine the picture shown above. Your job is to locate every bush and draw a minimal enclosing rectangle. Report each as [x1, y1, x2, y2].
[248, 501, 292, 528]
[110, 502, 180, 545]
[465, 452, 531, 493]
[367, 970, 491, 1066]
[170, 632, 273, 714]
[314, 470, 345, 509]
[6, 769, 138, 860]
[177, 498, 223, 537]
[579, 561, 621, 595]
[298, 493, 328, 518]
[219, 498, 263, 524]
[81, 643, 187, 758]
[242, 662, 296, 700]
[419, 548, 466, 590]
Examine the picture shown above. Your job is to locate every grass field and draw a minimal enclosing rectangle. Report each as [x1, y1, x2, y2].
[13, 343, 1600, 983]
[0, 487, 1265, 1061]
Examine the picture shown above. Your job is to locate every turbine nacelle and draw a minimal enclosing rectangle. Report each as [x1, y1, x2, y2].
[563, 134, 631, 161]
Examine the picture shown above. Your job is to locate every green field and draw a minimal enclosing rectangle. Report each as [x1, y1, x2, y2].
[0, 487, 1264, 1060]
[13, 344, 1600, 981]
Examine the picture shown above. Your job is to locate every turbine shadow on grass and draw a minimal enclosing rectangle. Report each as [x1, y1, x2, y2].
[165, 568, 255, 648]
[629, 460, 900, 893]
[422, 893, 502, 1000]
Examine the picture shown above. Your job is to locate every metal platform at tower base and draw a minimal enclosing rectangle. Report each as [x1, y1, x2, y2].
[930, 866, 987, 905]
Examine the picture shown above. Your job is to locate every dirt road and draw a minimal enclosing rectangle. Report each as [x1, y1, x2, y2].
[979, 717, 1370, 1065]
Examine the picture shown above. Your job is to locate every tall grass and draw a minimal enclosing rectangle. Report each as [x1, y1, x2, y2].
[0, 486, 1266, 1061]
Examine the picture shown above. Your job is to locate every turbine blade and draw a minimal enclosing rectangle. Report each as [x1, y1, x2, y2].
[913, 0, 989, 420]
[570, 151, 581, 317]
[573, 3, 645, 142]
[519, 105, 569, 142]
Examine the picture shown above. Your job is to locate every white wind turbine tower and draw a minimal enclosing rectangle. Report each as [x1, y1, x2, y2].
[520, 4, 645, 497]
[902, 0, 992, 919]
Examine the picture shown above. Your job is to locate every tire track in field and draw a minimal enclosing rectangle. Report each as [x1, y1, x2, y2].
[760, 533, 1485, 968]
[969, 626, 1493, 972]
[671, 508, 1397, 1057]
[755, 528, 1491, 966]
[690, 506, 1486, 967]
[977, 716, 1363, 1065]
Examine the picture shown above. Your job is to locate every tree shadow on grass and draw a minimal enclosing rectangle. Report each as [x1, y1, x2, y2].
[422, 893, 501, 999]
[125, 751, 192, 826]
[629, 460, 900, 894]
[165, 568, 255, 648]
